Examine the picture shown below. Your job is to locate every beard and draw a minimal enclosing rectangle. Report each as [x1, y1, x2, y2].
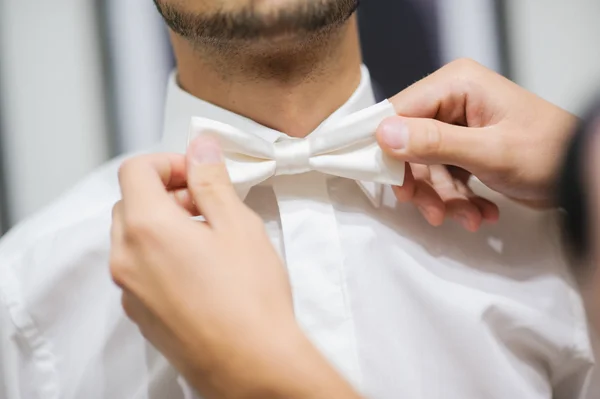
[153, 0, 359, 43]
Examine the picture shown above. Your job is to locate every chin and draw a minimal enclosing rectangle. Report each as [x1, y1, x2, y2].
[252, 0, 303, 7]
[252, 0, 356, 14]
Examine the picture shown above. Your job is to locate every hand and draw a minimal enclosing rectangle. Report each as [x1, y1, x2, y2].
[110, 137, 361, 399]
[377, 59, 577, 231]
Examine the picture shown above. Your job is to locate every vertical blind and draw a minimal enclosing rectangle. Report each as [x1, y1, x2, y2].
[0, 0, 506, 234]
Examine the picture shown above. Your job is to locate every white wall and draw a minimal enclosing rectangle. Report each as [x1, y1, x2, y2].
[105, 0, 172, 153]
[0, 0, 110, 224]
[506, 0, 600, 115]
[436, 0, 501, 72]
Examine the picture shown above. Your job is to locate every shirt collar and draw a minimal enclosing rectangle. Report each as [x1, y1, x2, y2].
[160, 65, 378, 153]
[160, 65, 385, 207]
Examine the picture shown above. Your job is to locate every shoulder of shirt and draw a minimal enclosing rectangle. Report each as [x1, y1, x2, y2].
[0, 152, 138, 263]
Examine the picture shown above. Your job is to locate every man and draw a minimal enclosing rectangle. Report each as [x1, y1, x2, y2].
[0, 1, 595, 398]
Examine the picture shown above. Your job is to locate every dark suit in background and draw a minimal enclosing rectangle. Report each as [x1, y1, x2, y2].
[358, 0, 441, 101]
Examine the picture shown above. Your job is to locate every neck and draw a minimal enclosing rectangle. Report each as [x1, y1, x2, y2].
[172, 16, 362, 138]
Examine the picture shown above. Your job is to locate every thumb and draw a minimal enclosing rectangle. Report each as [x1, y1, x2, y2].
[186, 136, 241, 227]
[376, 116, 502, 172]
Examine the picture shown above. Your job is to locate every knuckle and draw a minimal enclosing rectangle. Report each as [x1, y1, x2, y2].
[449, 58, 480, 74]
[123, 214, 160, 243]
[192, 177, 221, 193]
[109, 250, 132, 289]
[191, 164, 234, 192]
[118, 158, 139, 183]
[393, 186, 414, 203]
[111, 201, 123, 220]
[411, 120, 443, 157]
[121, 293, 136, 321]
[191, 175, 231, 199]
[191, 164, 225, 185]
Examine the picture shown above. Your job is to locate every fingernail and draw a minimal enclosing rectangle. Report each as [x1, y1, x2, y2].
[380, 119, 409, 150]
[455, 213, 471, 230]
[418, 206, 434, 222]
[190, 136, 222, 164]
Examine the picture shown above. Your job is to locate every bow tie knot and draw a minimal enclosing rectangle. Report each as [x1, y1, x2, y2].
[274, 138, 312, 175]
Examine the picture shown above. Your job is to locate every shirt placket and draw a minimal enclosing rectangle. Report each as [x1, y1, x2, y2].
[270, 173, 362, 389]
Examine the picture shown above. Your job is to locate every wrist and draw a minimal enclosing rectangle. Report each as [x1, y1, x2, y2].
[244, 327, 361, 399]
[218, 325, 320, 398]
[196, 322, 361, 399]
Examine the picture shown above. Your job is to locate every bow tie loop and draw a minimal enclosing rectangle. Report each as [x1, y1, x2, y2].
[273, 138, 312, 175]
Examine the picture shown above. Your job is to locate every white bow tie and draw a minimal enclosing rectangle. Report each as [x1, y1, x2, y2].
[187, 100, 405, 207]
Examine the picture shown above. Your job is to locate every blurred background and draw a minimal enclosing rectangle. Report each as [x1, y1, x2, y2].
[1, 0, 600, 234]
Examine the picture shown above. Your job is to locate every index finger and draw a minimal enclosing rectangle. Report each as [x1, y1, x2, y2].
[388, 59, 492, 123]
[118, 153, 188, 216]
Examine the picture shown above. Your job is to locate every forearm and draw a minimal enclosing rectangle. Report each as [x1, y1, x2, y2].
[259, 332, 363, 399]
[183, 326, 363, 399]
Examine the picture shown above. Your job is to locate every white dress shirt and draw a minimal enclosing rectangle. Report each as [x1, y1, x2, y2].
[0, 66, 597, 399]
